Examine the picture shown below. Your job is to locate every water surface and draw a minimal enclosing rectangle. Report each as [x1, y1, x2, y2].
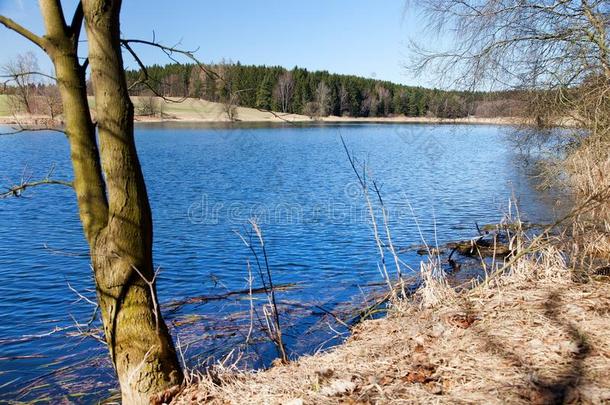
[0, 123, 557, 402]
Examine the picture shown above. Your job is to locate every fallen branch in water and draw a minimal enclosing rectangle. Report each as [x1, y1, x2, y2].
[164, 282, 300, 313]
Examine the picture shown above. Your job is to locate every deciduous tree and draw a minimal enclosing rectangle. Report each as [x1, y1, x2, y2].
[274, 70, 294, 113]
[1, 1, 183, 403]
[2, 51, 39, 114]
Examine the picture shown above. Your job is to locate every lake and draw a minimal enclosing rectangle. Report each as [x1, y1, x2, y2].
[0, 123, 558, 402]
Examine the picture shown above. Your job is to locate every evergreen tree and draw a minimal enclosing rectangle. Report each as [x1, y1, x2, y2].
[256, 73, 273, 110]
[124, 61, 477, 118]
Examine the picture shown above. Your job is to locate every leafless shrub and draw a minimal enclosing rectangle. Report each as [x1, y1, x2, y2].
[222, 91, 240, 122]
[39, 85, 63, 119]
[2, 51, 39, 114]
[135, 95, 163, 117]
[236, 219, 289, 364]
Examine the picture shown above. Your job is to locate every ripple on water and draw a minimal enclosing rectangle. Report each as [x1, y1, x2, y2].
[0, 124, 555, 402]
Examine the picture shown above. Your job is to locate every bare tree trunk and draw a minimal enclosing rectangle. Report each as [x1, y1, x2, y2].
[49, 48, 109, 241]
[81, 1, 182, 403]
[2, 1, 185, 403]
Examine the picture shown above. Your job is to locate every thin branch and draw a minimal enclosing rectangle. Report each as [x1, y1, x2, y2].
[340, 135, 395, 293]
[121, 35, 303, 125]
[254, 107, 300, 125]
[0, 118, 65, 136]
[121, 37, 221, 82]
[236, 220, 289, 364]
[372, 180, 403, 281]
[0, 125, 65, 136]
[1, 179, 73, 198]
[1, 71, 57, 83]
[1, 164, 72, 198]
[120, 40, 187, 103]
[69, 2, 84, 46]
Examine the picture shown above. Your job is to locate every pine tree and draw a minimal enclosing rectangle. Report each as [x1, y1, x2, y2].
[256, 73, 273, 110]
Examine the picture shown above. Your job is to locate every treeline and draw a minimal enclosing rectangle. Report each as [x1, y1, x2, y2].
[0, 60, 527, 119]
[125, 62, 496, 118]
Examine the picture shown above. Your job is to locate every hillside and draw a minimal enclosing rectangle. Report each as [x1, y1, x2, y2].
[0, 95, 519, 126]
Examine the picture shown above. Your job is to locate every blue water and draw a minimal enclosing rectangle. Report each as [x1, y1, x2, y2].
[0, 123, 558, 402]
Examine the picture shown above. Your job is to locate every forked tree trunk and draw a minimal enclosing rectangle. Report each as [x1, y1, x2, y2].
[81, 1, 183, 403]
[4, 1, 184, 403]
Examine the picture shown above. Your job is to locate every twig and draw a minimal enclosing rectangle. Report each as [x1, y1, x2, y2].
[245, 260, 255, 344]
[341, 135, 395, 293]
[235, 220, 289, 364]
[372, 180, 403, 281]
[0, 71, 57, 83]
[0, 115, 65, 136]
[130, 265, 162, 333]
[1, 164, 73, 199]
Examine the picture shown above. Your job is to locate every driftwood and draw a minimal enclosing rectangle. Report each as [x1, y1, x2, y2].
[404, 222, 526, 260]
[164, 282, 300, 313]
[447, 236, 512, 258]
[408, 235, 512, 259]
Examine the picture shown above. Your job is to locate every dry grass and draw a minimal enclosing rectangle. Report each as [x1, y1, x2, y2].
[566, 140, 610, 262]
[172, 243, 610, 404]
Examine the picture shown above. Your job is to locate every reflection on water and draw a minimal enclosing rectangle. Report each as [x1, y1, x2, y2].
[0, 123, 559, 402]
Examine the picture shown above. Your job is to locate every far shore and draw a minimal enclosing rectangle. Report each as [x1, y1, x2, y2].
[133, 114, 524, 126]
[0, 95, 525, 128]
[0, 113, 524, 127]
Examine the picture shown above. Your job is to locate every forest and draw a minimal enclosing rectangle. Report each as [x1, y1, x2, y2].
[124, 62, 522, 119]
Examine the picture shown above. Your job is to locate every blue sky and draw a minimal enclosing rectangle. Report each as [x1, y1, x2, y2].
[0, 1, 436, 86]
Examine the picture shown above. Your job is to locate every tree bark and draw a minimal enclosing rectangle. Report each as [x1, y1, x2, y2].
[3, 1, 184, 401]
[12, 1, 185, 403]
[80, 1, 183, 403]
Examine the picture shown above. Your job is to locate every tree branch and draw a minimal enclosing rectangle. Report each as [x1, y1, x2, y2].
[121, 35, 304, 125]
[1, 163, 72, 198]
[121, 37, 222, 82]
[39, 0, 68, 39]
[0, 15, 47, 49]
[1, 178, 73, 199]
[1, 71, 57, 83]
[69, 2, 84, 46]
[0, 124, 65, 136]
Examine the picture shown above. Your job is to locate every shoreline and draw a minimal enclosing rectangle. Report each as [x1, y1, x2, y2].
[0, 114, 524, 127]
[135, 115, 523, 126]
[0, 95, 524, 127]
[173, 257, 610, 404]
